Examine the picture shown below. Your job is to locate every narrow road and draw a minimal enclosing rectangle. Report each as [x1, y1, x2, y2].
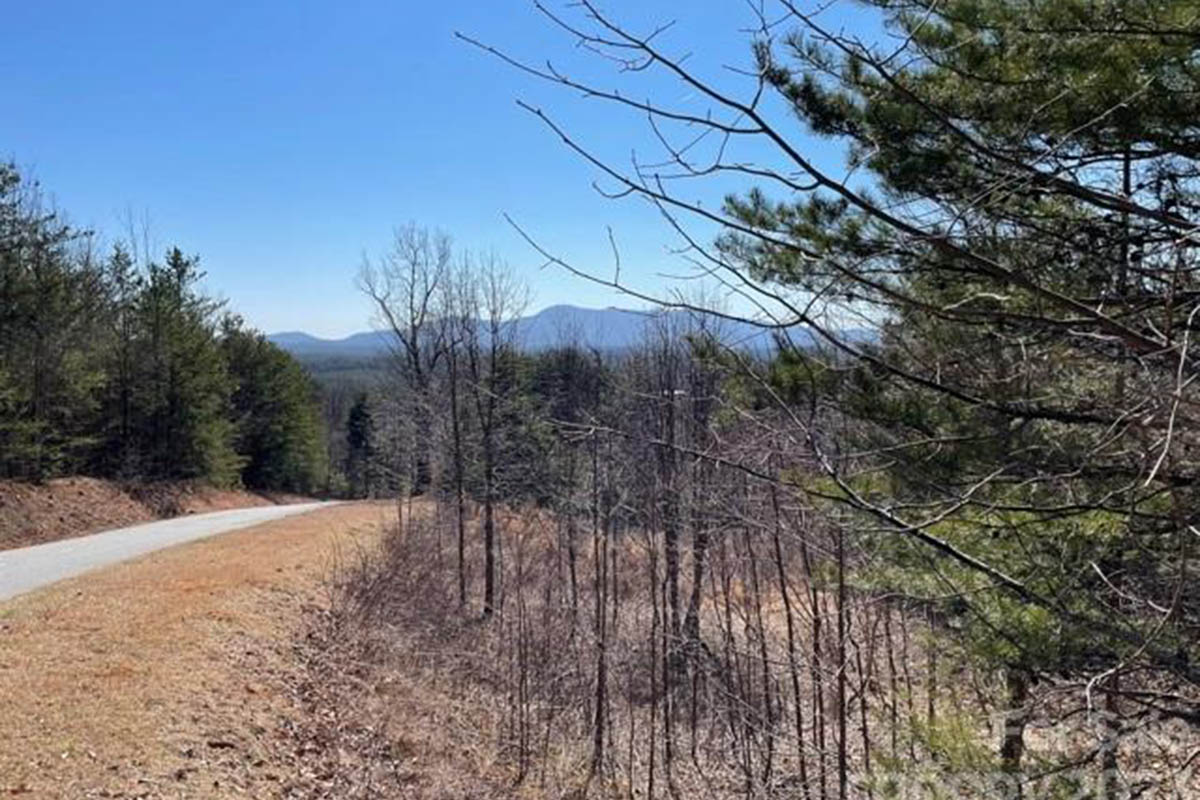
[0, 502, 337, 601]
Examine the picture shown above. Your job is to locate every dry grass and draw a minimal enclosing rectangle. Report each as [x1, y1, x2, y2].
[0, 501, 394, 798]
[10, 495, 1192, 798]
[311, 506, 1200, 800]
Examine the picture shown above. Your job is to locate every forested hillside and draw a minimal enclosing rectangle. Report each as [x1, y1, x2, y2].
[0, 163, 326, 493]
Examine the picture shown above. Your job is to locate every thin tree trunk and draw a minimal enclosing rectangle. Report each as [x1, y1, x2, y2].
[449, 348, 467, 609]
[745, 520, 776, 788]
[1100, 674, 1120, 800]
[483, 424, 497, 617]
[836, 528, 848, 800]
[800, 533, 828, 800]
[771, 489, 811, 800]
[999, 667, 1030, 800]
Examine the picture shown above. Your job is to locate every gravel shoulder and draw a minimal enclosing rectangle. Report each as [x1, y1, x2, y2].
[0, 501, 392, 798]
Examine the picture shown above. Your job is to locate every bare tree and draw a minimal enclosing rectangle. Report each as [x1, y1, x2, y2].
[358, 223, 452, 497]
[445, 4, 1200, 795]
[439, 255, 475, 608]
[459, 252, 530, 616]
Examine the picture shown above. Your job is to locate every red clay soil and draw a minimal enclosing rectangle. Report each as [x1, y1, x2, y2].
[0, 477, 312, 551]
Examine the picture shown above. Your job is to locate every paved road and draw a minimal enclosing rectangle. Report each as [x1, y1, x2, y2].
[0, 502, 338, 602]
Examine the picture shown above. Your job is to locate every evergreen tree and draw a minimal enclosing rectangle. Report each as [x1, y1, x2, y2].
[719, 0, 1200, 695]
[0, 163, 106, 479]
[95, 243, 143, 477]
[345, 392, 377, 498]
[131, 248, 240, 485]
[0, 163, 327, 494]
[221, 315, 327, 493]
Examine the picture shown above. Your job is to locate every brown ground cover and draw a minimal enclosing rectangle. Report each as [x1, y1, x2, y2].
[0, 478, 312, 551]
[0, 501, 393, 799]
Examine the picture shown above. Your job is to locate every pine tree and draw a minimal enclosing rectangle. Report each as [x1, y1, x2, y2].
[221, 315, 327, 493]
[132, 248, 240, 484]
[0, 163, 105, 479]
[345, 392, 377, 498]
[95, 244, 143, 477]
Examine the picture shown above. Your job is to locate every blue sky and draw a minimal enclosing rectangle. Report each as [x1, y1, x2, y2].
[4, 1, 881, 337]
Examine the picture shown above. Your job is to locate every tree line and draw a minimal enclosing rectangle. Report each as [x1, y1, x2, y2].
[0, 163, 326, 492]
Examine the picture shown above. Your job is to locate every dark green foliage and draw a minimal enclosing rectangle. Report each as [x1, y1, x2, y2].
[527, 346, 606, 502]
[222, 316, 327, 493]
[730, 0, 1200, 694]
[489, 345, 555, 505]
[0, 164, 107, 479]
[0, 163, 325, 492]
[344, 392, 378, 498]
[130, 248, 241, 485]
[95, 244, 143, 477]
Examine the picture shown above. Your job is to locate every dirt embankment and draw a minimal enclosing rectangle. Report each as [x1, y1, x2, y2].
[0, 477, 312, 551]
[0, 501, 394, 799]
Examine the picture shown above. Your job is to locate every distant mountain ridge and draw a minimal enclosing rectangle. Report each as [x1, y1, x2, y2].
[269, 304, 848, 360]
[267, 330, 397, 358]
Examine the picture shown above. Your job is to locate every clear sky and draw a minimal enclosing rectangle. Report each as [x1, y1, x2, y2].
[4, 1, 881, 338]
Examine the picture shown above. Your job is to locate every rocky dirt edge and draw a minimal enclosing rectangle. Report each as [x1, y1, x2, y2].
[0, 477, 311, 550]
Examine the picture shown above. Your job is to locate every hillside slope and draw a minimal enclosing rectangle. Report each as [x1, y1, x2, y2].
[0, 478, 308, 551]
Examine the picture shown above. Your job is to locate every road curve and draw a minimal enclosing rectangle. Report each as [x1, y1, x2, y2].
[0, 502, 339, 602]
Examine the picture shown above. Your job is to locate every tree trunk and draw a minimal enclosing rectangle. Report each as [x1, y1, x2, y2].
[999, 667, 1030, 800]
